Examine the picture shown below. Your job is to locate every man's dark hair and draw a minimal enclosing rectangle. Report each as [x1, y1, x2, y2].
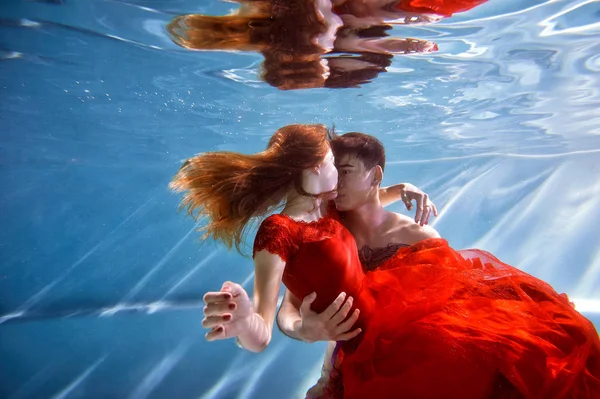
[330, 132, 386, 171]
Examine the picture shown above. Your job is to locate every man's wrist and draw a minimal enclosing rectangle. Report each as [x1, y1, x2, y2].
[295, 320, 318, 343]
[294, 319, 308, 342]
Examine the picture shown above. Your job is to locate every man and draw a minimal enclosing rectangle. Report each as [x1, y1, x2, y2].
[203, 132, 600, 398]
[276, 132, 441, 397]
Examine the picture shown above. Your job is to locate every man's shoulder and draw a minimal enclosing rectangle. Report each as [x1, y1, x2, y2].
[388, 212, 415, 225]
[386, 212, 420, 228]
[387, 212, 440, 244]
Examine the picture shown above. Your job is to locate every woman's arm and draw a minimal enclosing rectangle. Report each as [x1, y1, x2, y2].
[379, 183, 408, 208]
[240, 250, 287, 351]
[379, 183, 438, 225]
[202, 250, 286, 353]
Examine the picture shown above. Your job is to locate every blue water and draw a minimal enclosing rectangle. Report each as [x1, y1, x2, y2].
[1, 0, 599, 398]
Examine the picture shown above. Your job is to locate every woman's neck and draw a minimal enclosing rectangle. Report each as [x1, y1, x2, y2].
[282, 189, 327, 222]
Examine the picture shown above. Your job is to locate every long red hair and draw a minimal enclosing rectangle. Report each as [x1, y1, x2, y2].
[166, 0, 327, 54]
[170, 124, 332, 253]
[166, 0, 331, 90]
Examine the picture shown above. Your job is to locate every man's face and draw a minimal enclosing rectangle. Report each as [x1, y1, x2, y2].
[333, 153, 377, 211]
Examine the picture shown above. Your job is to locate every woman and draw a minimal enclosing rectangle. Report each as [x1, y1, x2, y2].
[170, 124, 430, 345]
[166, 0, 438, 90]
[171, 124, 600, 398]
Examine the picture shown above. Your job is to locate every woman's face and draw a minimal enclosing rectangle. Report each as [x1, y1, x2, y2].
[302, 148, 339, 196]
[319, 148, 339, 192]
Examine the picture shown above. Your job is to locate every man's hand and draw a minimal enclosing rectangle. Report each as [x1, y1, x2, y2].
[202, 281, 253, 341]
[297, 292, 362, 343]
[398, 183, 438, 226]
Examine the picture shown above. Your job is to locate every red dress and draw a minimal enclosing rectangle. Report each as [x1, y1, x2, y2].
[392, 0, 488, 17]
[253, 213, 600, 399]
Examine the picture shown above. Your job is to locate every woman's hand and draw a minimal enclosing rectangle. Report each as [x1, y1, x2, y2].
[380, 183, 438, 226]
[202, 281, 253, 341]
[399, 182, 438, 226]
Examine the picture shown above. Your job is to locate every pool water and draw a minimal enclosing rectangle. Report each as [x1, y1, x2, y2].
[1, 0, 599, 398]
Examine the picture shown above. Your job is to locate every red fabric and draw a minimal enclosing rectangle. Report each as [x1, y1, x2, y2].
[253, 214, 600, 399]
[393, 0, 488, 17]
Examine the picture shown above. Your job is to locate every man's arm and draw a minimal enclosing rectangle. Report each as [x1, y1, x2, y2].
[276, 289, 362, 343]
